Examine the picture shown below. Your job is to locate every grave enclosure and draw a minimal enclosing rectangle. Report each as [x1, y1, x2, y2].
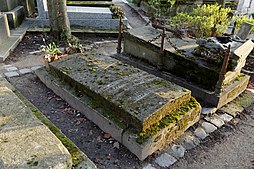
[122, 26, 252, 108]
[36, 0, 128, 30]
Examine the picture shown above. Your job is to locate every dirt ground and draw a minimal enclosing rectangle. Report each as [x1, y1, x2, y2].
[5, 32, 254, 169]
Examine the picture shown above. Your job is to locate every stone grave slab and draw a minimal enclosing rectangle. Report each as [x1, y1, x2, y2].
[0, 85, 73, 168]
[65, 6, 112, 19]
[123, 26, 251, 108]
[49, 54, 191, 131]
[36, 54, 201, 160]
[35, 0, 128, 30]
[67, 0, 113, 7]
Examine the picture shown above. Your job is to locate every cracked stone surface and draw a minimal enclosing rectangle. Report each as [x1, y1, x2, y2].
[0, 79, 73, 169]
[204, 114, 225, 128]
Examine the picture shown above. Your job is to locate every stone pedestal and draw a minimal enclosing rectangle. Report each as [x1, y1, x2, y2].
[0, 14, 21, 62]
[0, 0, 25, 28]
[0, 0, 18, 11]
[0, 14, 10, 43]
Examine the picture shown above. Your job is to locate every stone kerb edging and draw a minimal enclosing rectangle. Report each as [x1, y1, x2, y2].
[2, 63, 254, 168]
[147, 90, 254, 168]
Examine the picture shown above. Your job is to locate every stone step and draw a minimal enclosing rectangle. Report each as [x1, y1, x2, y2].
[0, 0, 18, 12]
[0, 35, 21, 62]
[67, 1, 113, 7]
[42, 6, 112, 19]
[66, 6, 112, 19]
[0, 78, 73, 168]
[49, 54, 191, 131]
[0, 14, 10, 43]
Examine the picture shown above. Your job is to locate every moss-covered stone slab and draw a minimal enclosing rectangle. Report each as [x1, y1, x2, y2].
[49, 54, 191, 131]
[0, 84, 72, 168]
[36, 66, 201, 160]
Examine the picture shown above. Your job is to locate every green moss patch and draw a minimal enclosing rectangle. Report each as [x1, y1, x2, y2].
[14, 90, 86, 167]
[136, 97, 200, 144]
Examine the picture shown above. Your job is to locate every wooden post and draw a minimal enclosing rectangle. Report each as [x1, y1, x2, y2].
[158, 28, 166, 70]
[117, 17, 123, 54]
[215, 45, 231, 95]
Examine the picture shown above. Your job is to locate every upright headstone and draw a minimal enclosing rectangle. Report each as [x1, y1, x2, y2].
[237, 0, 254, 14]
[36, 0, 47, 19]
[0, 14, 10, 43]
[18, 0, 35, 16]
[236, 22, 254, 40]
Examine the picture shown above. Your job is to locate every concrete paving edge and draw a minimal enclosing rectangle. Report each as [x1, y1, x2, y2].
[0, 77, 97, 169]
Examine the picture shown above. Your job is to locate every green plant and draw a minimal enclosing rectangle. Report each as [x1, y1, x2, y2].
[110, 5, 125, 19]
[170, 4, 231, 37]
[148, 0, 177, 16]
[41, 41, 60, 55]
[67, 41, 84, 54]
[41, 40, 63, 62]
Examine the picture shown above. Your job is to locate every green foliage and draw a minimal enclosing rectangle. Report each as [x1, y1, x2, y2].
[110, 5, 125, 19]
[148, 0, 176, 16]
[171, 4, 231, 37]
[41, 41, 60, 55]
[68, 41, 84, 53]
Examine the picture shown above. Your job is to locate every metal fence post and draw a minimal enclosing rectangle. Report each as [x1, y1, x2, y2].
[215, 45, 231, 95]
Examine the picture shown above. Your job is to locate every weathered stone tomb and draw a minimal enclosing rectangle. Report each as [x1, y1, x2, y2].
[36, 54, 201, 160]
[123, 26, 252, 108]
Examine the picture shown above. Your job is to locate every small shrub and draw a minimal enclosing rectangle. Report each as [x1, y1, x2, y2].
[41, 41, 63, 62]
[110, 5, 125, 19]
[170, 4, 232, 37]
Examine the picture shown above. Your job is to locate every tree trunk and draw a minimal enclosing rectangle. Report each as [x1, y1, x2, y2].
[218, 0, 226, 8]
[47, 0, 72, 43]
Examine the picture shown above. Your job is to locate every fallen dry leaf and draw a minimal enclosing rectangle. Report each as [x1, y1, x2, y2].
[104, 133, 111, 139]
[113, 141, 120, 149]
[96, 136, 103, 143]
[75, 118, 85, 125]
